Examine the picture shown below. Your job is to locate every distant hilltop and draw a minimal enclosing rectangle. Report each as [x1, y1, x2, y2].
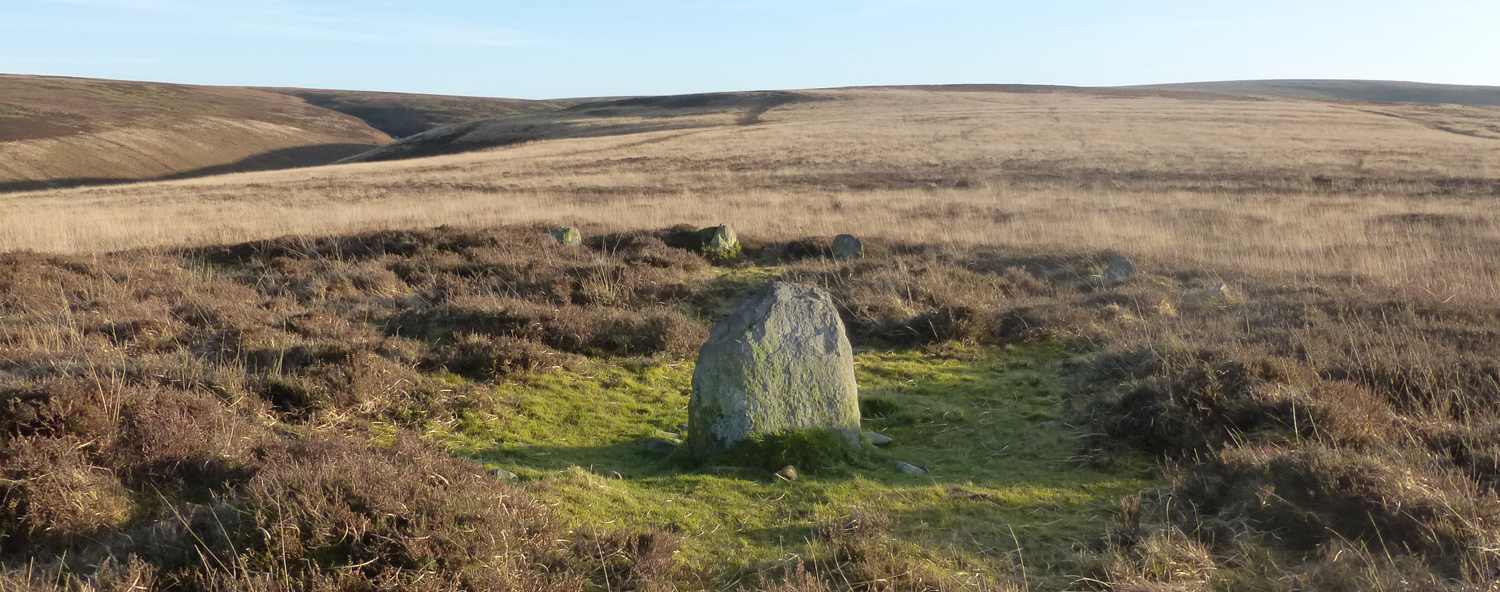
[1136, 79, 1500, 107]
[4, 74, 1498, 193]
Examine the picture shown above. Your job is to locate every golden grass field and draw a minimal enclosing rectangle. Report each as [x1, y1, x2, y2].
[7, 86, 1500, 298]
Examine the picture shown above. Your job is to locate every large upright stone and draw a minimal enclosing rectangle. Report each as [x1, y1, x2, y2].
[697, 224, 740, 263]
[832, 234, 864, 261]
[688, 282, 861, 460]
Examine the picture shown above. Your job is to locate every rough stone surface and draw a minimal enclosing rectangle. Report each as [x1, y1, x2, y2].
[644, 438, 680, 454]
[1103, 258, 1137, 286]
[549, 226, 581, 246]
[697, 224, 741, 262]
[487, 468, 518, 481]
[895, 461, 928, 475]
[864, 432, 893, 446]
[688, 281, 861, 460]
[775, 465, 799, 481]
[832, 234, 864, 260]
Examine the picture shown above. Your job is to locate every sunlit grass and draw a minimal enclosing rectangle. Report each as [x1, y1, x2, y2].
[428, 342, 1159, 586]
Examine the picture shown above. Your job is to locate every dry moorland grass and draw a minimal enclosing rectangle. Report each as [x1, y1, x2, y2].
[5, 87, 1500, 297]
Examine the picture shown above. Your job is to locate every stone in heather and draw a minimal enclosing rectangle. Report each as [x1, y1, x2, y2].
[549, 226, 582, 246]
[546, 227, 579, 245]
[1103, 257, 1137, 286]
[697, 224, 740, 262]
[775, 465, 799, 481]
[688, 281, 861, 460]
[832, 234, 864, 260]
[864, 432, 893, 446]
[488, 468, 518, 481]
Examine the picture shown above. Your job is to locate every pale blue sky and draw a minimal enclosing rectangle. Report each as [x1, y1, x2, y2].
[3, 0, 1497, 99]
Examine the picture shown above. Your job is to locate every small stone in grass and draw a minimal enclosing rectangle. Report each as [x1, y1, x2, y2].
[644, 438, 680, 454]
[488, 468, 518, 481]
[895, 461, 928, 475]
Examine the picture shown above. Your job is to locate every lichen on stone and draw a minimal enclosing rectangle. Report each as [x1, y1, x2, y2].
[688, 281, 860, 461]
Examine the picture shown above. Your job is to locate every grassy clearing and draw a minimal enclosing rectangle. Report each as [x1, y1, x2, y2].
[442, 341, 1158, 588]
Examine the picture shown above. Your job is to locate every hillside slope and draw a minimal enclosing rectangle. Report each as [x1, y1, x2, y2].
[259, 87, 577, 138]
[342, 80, 1500, 165]
[1141, 79, 1500, 106]
[0, 74, 395, 191]
[0, 75, 571, 193]
[340, 91, 807, 163]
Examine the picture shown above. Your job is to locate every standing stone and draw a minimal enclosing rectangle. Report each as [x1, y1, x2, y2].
[688, 282, 861, 460]
[1103, 258, 1137, 287]
[697, 224, 740, 263]
[550, 226, 582, 246]
[832, 234, 864, 261]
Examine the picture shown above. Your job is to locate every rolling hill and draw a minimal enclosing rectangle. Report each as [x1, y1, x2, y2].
[0, 74, 569, 192]
[343, 80, 1500, 165]
[259, 87, 579, 139]
[340, 91, 808, 163]
[7, 76, 1499, 192]
[1140, 79, 1500, 106]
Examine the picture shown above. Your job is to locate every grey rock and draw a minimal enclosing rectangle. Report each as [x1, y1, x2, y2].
[653, 430, 684, 443]
[644, 438, 680, 454]
[697, 224, 740, 262]
[1103, 258, 1137, 286]
[895, 461, 928, 475]
[677, 424, 690, 433]
[688, 281, 862, 460]
[775, 465, 799, 481]
[864, 432, 893, 446]
[487, 468, 518, 481]
[549, 226, 582, 246]
[832, 234, 864, 260]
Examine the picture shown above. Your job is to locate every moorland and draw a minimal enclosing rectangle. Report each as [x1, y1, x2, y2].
[2, 79, 1500, 591]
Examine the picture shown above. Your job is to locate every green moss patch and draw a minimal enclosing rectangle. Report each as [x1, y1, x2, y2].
[435, 342, 1160, 587]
